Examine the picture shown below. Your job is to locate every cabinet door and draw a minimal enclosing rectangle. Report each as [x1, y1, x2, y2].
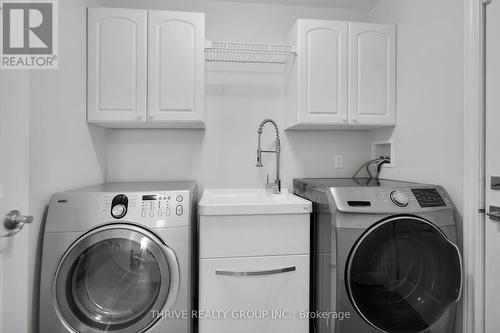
[348, 22, 396, 126]
[87, 8, 147, 124]
[199, 255, 309, 333]
[148, 11, 205, 127]
[297, 20, 348, 125]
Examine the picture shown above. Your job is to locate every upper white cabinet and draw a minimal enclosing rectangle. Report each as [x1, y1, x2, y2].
[286, 20, 348, 129]
[286, 19, 396, 130]
[148, 11, 205, 126]
[87, 8, 147, 124]
[87, 8, 205, 128]
[349, 22, 396, 126]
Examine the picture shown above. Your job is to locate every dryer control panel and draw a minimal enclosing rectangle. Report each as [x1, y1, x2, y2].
[140, 193, 185, 218]
[102, 190, 191, 228]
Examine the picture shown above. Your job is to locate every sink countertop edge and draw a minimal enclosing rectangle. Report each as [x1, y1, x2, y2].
[198, 189, 313, 216]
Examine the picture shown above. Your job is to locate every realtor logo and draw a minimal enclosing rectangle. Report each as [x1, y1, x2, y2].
[1, 0, 58, 69]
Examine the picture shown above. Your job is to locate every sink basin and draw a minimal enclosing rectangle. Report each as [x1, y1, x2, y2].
[199, 189, 312, 215]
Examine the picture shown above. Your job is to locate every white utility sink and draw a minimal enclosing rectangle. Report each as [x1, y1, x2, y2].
[199, 188, 312, 215]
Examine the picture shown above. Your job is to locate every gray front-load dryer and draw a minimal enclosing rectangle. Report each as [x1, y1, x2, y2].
[294, 178, 462, 333]
[39, 182, 198, 333]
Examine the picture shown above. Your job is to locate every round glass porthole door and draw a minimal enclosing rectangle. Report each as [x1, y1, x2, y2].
[346, 216, 462, 333]
[54, 225, 179, 333]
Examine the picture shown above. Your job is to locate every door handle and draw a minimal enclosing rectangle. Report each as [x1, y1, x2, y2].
[2, 210, 33, 237]
[215, 266, 296, 277]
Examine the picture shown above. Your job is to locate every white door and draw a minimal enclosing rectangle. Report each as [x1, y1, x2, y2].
[484, 1, 500, 331]
[0, 70, 31, 332]
[348, 22, 396, 126]
[87, 8, 147, 125]
[297, 20, 348, 125]
[148, 10, 205, 127]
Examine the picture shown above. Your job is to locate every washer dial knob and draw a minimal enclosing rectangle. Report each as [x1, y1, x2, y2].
[390, 191, 409, 207]
[111, 204, 127, 219]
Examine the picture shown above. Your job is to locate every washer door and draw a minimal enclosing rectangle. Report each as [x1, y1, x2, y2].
[346, 216, 462, 333]
[54, 224, 179, 333]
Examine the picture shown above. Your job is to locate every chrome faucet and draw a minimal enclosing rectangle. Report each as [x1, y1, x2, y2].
[256, 119, 281, 194]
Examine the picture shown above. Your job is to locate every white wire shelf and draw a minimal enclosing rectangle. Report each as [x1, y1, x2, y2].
[205, 41, 296, 64]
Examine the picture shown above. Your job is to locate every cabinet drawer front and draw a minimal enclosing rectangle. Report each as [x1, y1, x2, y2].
[199, 255, 309, 333]
[199, 214, 310, 258]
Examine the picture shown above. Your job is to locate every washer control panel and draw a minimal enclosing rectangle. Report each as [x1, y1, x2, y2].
[333, 185, 451, 212]
[377, 187, 450, 210]
[411, 188, 446, 208]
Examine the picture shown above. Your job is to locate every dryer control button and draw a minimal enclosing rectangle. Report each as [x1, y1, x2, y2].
[390, 191, 409, 207]
[176, 205, 183, 216]
[176, 195, 183, 202]
[111, 204, 126, 219]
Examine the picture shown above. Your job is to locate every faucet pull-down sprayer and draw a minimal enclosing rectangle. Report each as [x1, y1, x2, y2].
[256, 119, 281, 194]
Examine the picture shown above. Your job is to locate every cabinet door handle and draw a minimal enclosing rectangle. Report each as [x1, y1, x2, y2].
[215, 266, 296, 277]
[487, 211, 500, 222]
[492, 177, 500, 190]
[487, 206, 500, 222]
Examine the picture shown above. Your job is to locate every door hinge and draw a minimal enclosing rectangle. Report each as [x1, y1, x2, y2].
[483, 0, 492, 5]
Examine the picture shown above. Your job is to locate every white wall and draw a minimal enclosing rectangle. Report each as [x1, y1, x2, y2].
[104, 0, 373, 190]
[367, 0, 464, 214]
[28, 0, 108, 331]
[367, 1, 464, 331]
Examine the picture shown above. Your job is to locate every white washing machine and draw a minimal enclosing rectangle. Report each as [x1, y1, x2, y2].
[39, 182, 197, 333]
[294, 178, 462, 333]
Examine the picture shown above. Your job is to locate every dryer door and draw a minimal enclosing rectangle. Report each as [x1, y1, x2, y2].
[54, 224, 179, 333]
[345, 215, 462, 333]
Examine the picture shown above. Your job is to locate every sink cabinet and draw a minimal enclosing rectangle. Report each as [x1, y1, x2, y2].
[198, 189, 312, 333]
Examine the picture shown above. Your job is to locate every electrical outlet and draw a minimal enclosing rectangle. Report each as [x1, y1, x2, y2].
[334, 155, 344, 169]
